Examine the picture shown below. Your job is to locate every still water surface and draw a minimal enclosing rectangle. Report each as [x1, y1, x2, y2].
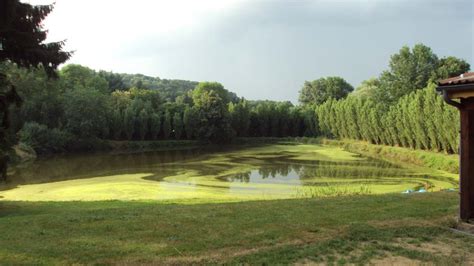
[0, 144, 458, 201]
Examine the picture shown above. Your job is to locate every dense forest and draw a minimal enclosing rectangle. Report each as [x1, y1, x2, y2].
[2, 63, 316, 153]
[1, 43, 469, 155]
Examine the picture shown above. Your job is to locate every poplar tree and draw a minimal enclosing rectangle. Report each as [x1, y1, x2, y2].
[111, 109, 123, 140]
[123, 107, 135, 140]
[229, 100, 251, 137]
[163, 111, 171, 139]
[183, 106, 197, 139]
[173, 112, 183, 140]
[138, 109, 148, 140]
[149, 113, 161, 140]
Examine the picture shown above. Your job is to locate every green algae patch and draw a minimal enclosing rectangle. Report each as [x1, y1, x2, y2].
[0, 144, 458, 202]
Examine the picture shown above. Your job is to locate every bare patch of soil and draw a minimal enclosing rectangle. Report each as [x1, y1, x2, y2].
[370, 255, 420, 266]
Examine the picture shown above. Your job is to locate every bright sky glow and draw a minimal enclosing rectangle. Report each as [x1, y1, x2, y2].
[26, 0, 246, 70]
[22, 0, 474, 102]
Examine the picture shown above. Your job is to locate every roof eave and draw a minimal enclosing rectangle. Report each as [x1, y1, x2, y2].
[436, 83, 474, 92]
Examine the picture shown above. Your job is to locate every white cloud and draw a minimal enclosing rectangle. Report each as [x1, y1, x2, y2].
[23, 0, 246, 68]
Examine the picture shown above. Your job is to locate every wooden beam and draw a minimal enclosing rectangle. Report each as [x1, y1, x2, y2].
[449, 91, 474, 100]
[460, 98, 474, 221]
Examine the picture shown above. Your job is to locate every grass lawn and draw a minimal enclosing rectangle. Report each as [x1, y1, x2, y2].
[1, 192, 473, 264]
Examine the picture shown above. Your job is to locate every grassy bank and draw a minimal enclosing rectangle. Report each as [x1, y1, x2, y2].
[0, 193, 472, 264]
[320, 139, 459, 174]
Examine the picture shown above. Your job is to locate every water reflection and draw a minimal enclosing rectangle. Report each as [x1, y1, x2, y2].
[0, 145, 458, 199]
[222, 160, 457, 188]
[2, 148, 206, 190]
[222, 159, 406, 183]
[224, 169, 302, 184]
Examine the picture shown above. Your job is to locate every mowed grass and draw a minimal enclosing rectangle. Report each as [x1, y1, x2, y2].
[1, 192, 474, 264]
[0, 143, 468, 264]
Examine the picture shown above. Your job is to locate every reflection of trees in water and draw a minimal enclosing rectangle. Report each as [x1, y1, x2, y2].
[221, 164, 293, 181]
[4, 149, 458, 190]
[230, 154, 400, 169]
[226, 160, 458, 188]
[298, 164, 408, 179]
[225, 160, 414, 183]
[259, 164, 286, 179]
[257, 163, 301, 179]
[4, 149, 203, 188]
[228, 172, 251, 183]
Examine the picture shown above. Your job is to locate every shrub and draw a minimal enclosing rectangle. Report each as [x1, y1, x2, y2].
[19, 122, 73, 154]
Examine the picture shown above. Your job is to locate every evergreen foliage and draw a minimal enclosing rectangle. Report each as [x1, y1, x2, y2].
[0, 1, 71, 76]
[0, 0, 70, 162]
[316, 83, 460, 153]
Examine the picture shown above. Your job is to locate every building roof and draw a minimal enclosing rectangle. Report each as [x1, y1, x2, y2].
[436, 72, 474, 94]
[438, 72, 474, 86]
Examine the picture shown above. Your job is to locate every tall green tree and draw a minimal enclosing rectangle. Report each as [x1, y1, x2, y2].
[352, 78, 380, 100]
[299, 77, 354, 105]
[63, 88, 109, 139]
[192, 82, 233, 106]
[173, 112, 183, 140]
[110, 109, 123, 140]
[183, 106, 197, 139]
[288, 107, 304, 137]
[0, 0, 70, 177]
[149, 112, 161, 140]
[98, 70, 126, 92]
[375, 44, 439, 104]
[435, 56, 470, 80]
[276, 102, 292, 137]
[60, 64, 108, 93]
[162, 111, 171, 139]
[193, 83, 235, 143]
[302, 105, 318, 136]
[255, 102, 271, 137]
[315, 81, 461, 154]
[137, 109, 148, 140]
[7, 64, 63, 129]
[229, 100, 251, 137]
[123, 107, 135, 140]
[0, 1, 71, 76]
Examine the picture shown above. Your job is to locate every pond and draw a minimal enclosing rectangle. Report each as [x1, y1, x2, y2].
[0, 144, 458, 201]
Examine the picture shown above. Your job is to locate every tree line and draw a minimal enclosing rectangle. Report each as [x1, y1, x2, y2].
[4, 63, 317, 154]
[1, 0, 470, 161]
[312, 44, 468, 154]
[316, 84, 459, 153]
[4, 43, 470, 155]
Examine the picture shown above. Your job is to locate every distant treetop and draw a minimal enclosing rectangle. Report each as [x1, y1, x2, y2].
[299, 76, 354, 105]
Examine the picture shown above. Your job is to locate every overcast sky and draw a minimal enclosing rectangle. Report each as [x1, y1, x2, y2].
[28, 0, 473, 102]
